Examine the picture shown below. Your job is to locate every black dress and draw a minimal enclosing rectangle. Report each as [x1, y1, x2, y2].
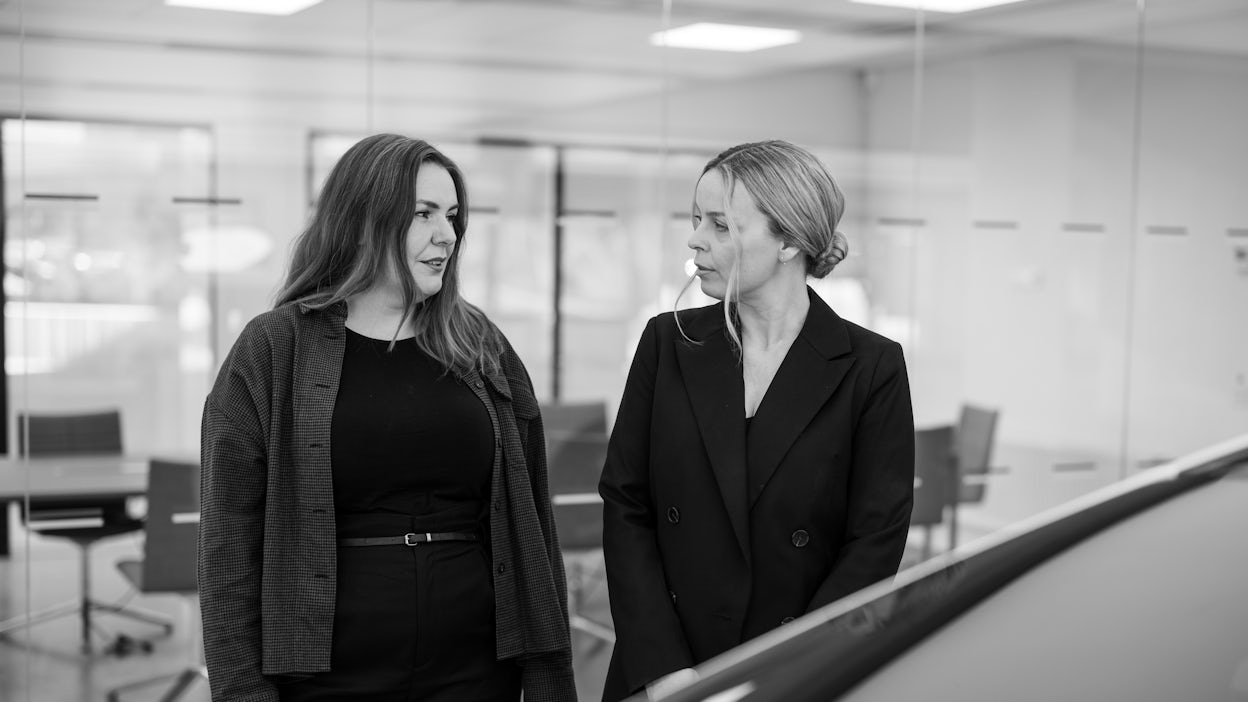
[279, 329, 520, 702]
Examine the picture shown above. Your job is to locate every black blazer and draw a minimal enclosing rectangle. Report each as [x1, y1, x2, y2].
[599, 288, 915, 701]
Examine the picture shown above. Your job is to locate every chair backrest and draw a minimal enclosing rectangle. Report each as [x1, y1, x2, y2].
[17, 410, 123, 456]
[547, 432, 609, 551]
[911, 425, 955, 527]
[540, 402, 608, 443]
[17, 410, 127, 522]
[140, 459, 200, 594]
[548, 433, 609, 494]
[954, 404, 999, 504]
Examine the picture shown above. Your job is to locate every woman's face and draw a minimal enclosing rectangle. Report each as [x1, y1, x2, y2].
[403, 162, 459, 300]
[688, 169, 783, 301]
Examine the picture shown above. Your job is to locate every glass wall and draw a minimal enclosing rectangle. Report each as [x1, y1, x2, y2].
[868, 0, 1248, 528]
[2, 0, 1246, 698]
[2, 119, 215, 454]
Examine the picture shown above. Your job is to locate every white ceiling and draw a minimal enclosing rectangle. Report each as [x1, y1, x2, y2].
[0, 0, 1244, 134]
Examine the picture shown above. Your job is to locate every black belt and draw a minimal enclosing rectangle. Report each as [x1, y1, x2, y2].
[338, 531, 480, 547]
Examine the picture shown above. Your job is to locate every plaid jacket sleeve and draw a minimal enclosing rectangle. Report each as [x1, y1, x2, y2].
[502, 343, 578, 701]
[521, 649, 577, 702]
[199, 323, 279, 702]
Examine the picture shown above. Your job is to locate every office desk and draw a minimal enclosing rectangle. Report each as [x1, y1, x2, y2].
[0, 456, 151, 557]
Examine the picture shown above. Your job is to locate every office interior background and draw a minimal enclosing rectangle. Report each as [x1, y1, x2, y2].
[1, 0, 1246, 699]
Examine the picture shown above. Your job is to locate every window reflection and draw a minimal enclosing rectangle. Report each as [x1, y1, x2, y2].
[3, 119, 215, 455]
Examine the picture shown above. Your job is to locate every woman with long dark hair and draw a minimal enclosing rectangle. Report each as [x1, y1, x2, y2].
[199, 134, 575, 702]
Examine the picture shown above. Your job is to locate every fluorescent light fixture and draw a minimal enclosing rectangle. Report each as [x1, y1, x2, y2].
[650, 23, 801, 52]
[849, 0, 1029, 12]
[165, 0, 323, 16]
[2, 119, 86, 145]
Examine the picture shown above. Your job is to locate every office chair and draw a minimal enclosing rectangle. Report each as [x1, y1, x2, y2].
[0, 410, 173, 653]
[947, 403, 999, 550]
[539, 401, 609, 439]
[908, 404, 1000, 558]
[106, 459, 207, 702]
[546, 430, 615, 648]
[911, 425, 955, 560]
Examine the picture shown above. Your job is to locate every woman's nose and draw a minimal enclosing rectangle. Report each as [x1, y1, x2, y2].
[434, 218, 457, 245]
[687, 223, 708, 252]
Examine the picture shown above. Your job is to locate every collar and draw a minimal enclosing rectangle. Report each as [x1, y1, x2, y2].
[677, 286, 852, 359]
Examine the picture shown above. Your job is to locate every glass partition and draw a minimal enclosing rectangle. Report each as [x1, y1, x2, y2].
[878, 2, 1151, 532]
[1130, 0, 1248, 470]
[3, 119, 214, 455]
[559, 146, 712, 414]
[4, 0, 1248, 698]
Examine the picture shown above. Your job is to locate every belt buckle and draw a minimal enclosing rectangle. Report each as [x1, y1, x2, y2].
[404, 533, 420, 547]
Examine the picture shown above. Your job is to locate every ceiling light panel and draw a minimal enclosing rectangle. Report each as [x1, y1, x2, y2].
[650, 23, 802, 52]
[849, 0, 1030, 13]
[164, 0, 324, 16]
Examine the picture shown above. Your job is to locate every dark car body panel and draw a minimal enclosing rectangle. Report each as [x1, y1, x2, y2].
[641, 433, 1248, 702]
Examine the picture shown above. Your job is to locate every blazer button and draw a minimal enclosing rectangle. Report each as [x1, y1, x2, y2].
[667, 507, 680, 524]
[781, 616, 796, 624]
[791, 530, 810, 548]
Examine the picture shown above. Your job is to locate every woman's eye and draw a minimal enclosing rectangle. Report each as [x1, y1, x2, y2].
[713, 221, 728, 232]
[447, 212, 458, 222]
[415, 211, 431, 220]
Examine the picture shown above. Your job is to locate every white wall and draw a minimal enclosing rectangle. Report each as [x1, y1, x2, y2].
[863, 42, 1248, 526]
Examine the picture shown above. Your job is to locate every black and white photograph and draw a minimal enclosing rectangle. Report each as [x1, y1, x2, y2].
[0, 1, 1246, 700]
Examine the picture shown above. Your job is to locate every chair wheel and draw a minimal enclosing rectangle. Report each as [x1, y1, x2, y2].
[108, 633, 140, 657]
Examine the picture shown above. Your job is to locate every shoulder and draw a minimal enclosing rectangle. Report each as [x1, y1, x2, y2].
[840, 317, 904, 359]
[828, 317, 908, 390]
[237, 301, 344, 347]
[238, 303, 297, 340]
[478, 313, 518, 368]
[224, 304, 299, 360]
[484, 322, 543, 419]
[804, 289, 902, 363]
[478, 316, 531, 385]
[649, 301, 725, 342]
[214, 303, 334, 387]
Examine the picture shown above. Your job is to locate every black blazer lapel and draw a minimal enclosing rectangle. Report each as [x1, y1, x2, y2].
[674, 306, 751, 566]
[747, 289, 855, 507]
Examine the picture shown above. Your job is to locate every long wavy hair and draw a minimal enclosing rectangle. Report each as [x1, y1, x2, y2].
[275, 133, 503, 376]
[677, 140, 848, 352]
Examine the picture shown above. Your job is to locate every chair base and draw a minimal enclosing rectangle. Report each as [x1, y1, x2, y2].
[107, 665, 208, 702]
[0, 596, 174, 654]
[565, 552, 615, 654]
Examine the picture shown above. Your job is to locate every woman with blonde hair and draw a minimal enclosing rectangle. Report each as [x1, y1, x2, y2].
[199, 133, 575, 702]
[600, 140, 914, 701]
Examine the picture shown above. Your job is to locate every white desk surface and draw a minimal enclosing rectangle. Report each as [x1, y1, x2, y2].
[0, 455, 152, 500]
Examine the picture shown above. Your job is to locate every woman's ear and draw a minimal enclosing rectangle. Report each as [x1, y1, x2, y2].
[778, 241, 802, 265]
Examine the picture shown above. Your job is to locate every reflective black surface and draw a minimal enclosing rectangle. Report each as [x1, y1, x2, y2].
[646, 442, 1248, 702]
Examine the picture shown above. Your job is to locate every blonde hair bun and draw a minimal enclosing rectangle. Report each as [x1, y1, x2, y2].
[811, 230, 848, 279]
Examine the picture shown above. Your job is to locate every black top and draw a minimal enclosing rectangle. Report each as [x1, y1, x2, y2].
[331, 328, 494, 534]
